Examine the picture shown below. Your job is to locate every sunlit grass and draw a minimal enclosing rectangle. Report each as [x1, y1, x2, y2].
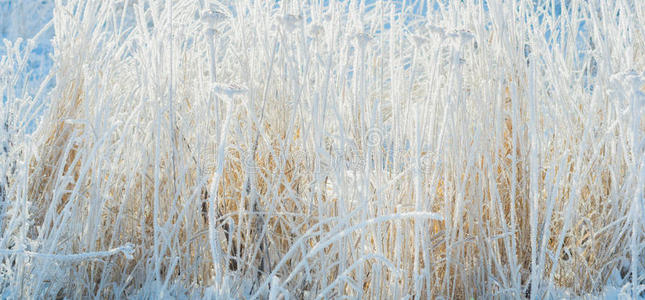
[0, 0, 643, 298]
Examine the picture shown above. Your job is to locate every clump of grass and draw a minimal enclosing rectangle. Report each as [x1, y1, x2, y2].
[1, 0, 644, 298]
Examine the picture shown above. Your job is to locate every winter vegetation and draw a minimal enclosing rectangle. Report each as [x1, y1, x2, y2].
[1, 0, 644, 298]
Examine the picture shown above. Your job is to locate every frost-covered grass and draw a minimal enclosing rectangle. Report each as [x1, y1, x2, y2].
[1, 0, 644, 298]
[0, 0, 55, 97]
